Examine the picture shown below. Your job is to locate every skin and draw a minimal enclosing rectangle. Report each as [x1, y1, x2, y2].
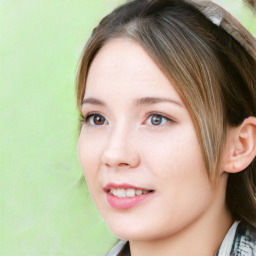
[77, 38, 233, 255]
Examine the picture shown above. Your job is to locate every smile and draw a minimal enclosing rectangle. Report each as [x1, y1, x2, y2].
[110, 188, 151, 198]
[104, 183, 154, 209]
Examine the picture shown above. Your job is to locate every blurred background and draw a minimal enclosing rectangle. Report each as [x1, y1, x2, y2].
[0, 0, 255, 255]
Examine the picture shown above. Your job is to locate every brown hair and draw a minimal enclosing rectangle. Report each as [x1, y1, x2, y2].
[76, 0, 256, 227]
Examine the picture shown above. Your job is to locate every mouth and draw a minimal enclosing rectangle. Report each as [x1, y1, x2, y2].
[109, 188, 153, 198]
[104, 183, 154, 209]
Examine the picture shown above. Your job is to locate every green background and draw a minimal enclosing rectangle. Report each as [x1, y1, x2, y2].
[0, 1, 255, 255]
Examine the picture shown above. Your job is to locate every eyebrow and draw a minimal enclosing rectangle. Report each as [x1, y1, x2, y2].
[134, 97, 183, 108]
[82, 96, 183, 108]
[82, 97, 106, 106]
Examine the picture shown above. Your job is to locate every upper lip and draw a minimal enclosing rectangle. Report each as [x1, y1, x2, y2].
[103, 183, 153, 192]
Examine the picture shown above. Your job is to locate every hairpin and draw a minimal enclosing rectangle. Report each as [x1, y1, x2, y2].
[187, 0, 256, 59]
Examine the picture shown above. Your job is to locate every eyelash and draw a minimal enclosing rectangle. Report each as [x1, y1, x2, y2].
[144, 112, 175, 126]
[80, 112, 176, 126]
[80, 112, 107, 126]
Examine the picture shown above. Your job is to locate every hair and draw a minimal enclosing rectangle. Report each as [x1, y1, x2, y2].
[76, 0, 256, 227]
[245, 0, 256, 13]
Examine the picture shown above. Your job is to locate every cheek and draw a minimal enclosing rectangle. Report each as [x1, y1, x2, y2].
[143, 125, 211, 216]
[77, 131, 101, 184]
[142, 124, 204, 177]
[77, 131, 106, 210]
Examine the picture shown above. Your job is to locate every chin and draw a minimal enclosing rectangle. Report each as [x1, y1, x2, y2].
[104, 214, 169, 241]
[110, 227, 154, 241]
[103, 214, 151, 240]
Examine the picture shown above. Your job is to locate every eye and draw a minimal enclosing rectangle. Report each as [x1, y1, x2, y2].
[85, 113, 108, 126]
[146, 114, 169, 126]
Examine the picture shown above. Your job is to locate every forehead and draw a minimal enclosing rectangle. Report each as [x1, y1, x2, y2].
[85, 38, 181, 102]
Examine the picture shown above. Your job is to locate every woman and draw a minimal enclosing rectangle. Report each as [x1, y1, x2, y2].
[76, 0, 256, 255]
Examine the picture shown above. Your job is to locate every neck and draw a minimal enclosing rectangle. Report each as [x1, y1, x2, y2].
[129, 174, 233, 256]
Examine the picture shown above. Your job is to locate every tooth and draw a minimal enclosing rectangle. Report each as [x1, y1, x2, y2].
[127, 189, 135, 197]
[110, 188, 151, 198]
[116, 189, 121, 197]
[135, 189, 142, 196]
[119, 189, 126, 198]
[110, 188, 115, 196]
[113, 189, 118, 196]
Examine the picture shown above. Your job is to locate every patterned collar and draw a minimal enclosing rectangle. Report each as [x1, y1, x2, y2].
[106, 221, 256, 256]
[215, 221, 256, 256]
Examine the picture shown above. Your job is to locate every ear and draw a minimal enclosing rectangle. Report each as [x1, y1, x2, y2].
[224, 116, 256, 173]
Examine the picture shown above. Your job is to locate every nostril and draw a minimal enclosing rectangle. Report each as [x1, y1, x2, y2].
[119, 163, 129, 166]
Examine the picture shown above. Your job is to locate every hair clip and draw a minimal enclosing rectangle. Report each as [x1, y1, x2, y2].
[197, 4, 223, 26]
[187, 0, 256, 60]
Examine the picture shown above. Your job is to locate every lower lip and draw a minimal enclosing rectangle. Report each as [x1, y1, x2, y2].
[106, 192, 153, 209]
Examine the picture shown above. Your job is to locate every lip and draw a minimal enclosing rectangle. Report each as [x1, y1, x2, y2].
[104, 183, 151, 191]
[104, 183, 154, 209]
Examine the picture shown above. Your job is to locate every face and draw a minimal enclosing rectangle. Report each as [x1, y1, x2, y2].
[77, 38, 218, 241]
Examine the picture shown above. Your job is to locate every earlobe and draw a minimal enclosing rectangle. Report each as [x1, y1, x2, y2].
[224, 116, 256, 174]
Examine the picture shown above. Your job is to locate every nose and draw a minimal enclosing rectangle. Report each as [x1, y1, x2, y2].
[101, 126, 140, 168]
